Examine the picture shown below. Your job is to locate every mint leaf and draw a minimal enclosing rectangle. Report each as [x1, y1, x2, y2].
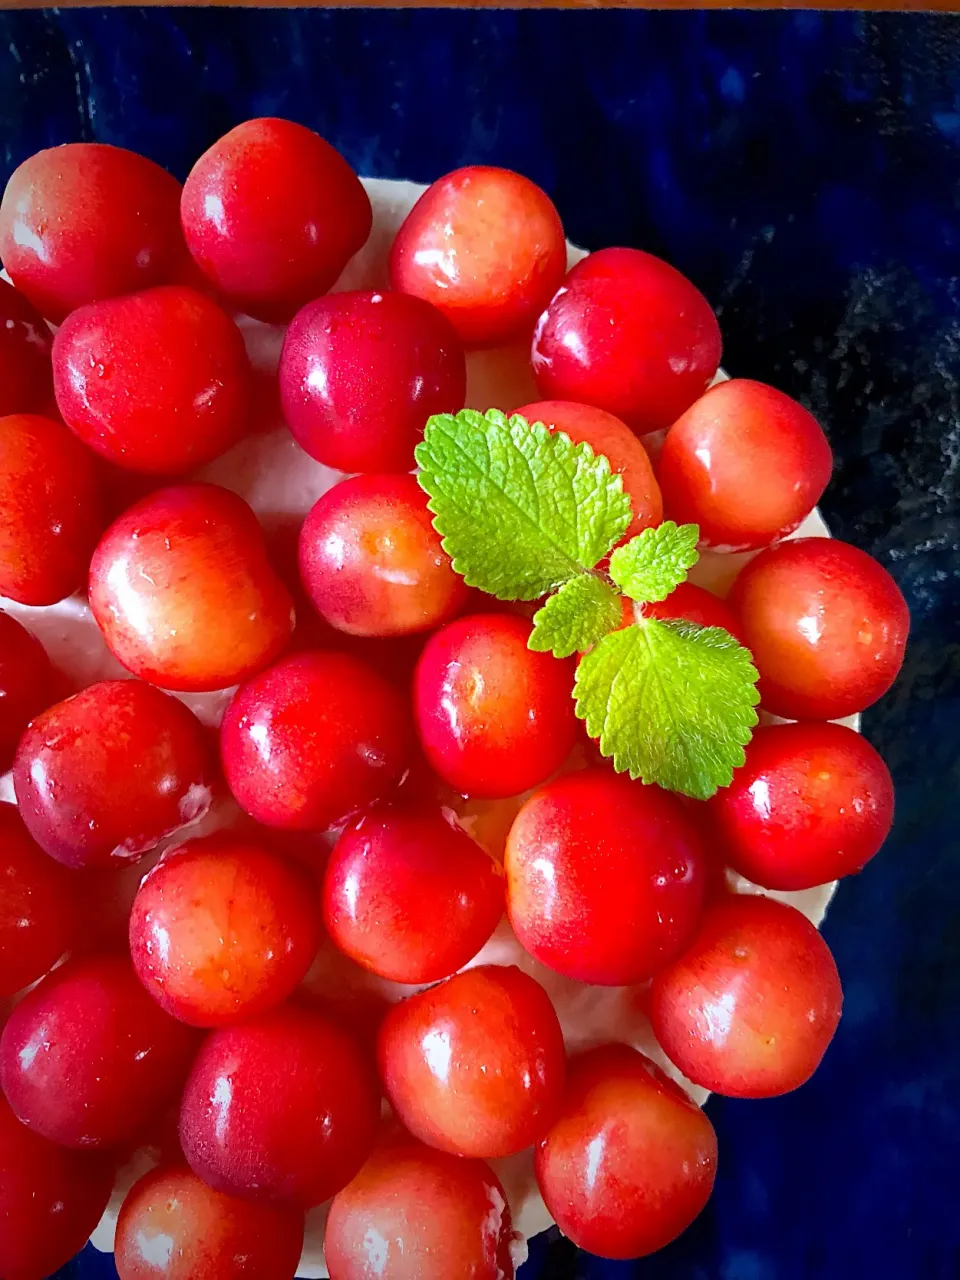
[529, 576, 623, 658]
[609, 522, 700, 604]
[415, 409, 632, 600]
[574, 618, 760, 799]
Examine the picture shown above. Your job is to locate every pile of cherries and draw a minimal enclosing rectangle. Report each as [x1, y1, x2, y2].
[0, 118, 908, 1280]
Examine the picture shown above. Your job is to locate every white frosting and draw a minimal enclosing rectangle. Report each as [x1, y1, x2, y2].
[0, 179, 855, 1276]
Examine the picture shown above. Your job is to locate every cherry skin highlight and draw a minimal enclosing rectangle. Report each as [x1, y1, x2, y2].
[179, 1003, 380, 1208]
[115, 1164, 305, 1280]
[130, 834, 322, 1027]
[0, 142, 185, 322]
[706, 721, 894, 890]
[89, 483, 295, 692]
[531, 247, 722, 435]
[0, 612, 56, 771]
[0, 278, 52, 416]
[299, 473, 470, 638]
[414, 613, 577, 800]
[728, 536, 910, 719]
[53, 285, 252, 475]
[325, 1137, 518, 1280]
[280, 290, 466, 472]
[389, 165, 567, 346]
[323, 803, 505, 983]
[514, 399, 663, 537]
[13, 680, 213, 870]
[658, 379, 833, 550]
[650, 894, 843, 1098]
[0, 953, 200, 1149]
[0, 804, 75, 998]
[377, 964, 566, 1158]
[505, 767, 707, 985]
[535, 1044, 718, 1260]
[221, 649, 412, 831]
[0, 1095, 114, 1280]
[0, 412, 106, 605]
[638, 581, 748, 644]
[181, 118, 372, 322]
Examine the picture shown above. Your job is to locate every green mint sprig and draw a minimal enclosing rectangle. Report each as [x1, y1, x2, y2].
[415, 409, 760, 800]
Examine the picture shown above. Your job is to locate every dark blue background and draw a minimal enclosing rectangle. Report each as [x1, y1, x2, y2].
[1, 9, 957, 1279]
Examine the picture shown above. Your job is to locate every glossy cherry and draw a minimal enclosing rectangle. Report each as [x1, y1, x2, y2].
[221, 649, 412, 831]
[181, 117, 372, 322]
[279, 290, 466, 472]
[0, 278, 52, 416]
[130, 834, 321, 1027]
[53, 285, 251, 475]
[89, 483, 295, 692]
[13, 680, 213, 870]
[0, 953, 199, 1148]
[706, 721, 894, 890]
[535, 1044, 718, 1260]
[650, 894, 843, 1097]
[323, 803, 505, 983]
[325, 1137, 517, 1280]
[298, 473, 470, 637]
[531, 247, 721, 435]
[390, 165, 567, 346]
[377, 964, 566, 1158]
[0, 1095, 114, 1280]
[115, 1164, 305, 1280]
[0, 412, 106, 605]
[728, 536, 910, 719]
[414, 613, 577, 799]
[0, 142, 185, 322]
[514, 399, 662, 538]
[0, 804, 75, 998]
[505, 767, 707, 984]
[179, 1003, 380, 1207]
[0, 612, 56, 771]
[658, 379, 833, 550]
[638, 580, 748, 644]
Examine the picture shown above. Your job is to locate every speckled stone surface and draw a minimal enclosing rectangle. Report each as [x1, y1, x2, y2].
[0, 9, 957, 1280]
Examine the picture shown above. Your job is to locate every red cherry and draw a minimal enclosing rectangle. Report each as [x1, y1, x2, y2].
[298, 473, 470, 638]
[638, 580, 748, 644]
[390, 166, 566, 346]
[323, 803, 505, 983]
[279, 290, 466, 472]
[658, 379, 833, 550]
[505, 767, 707, 984]
[728, 537, 909, 719]
[0, 1095, 114, 1280]
[0, 612, 56, 771]
[221, 649, 412, 831]
[13, 680, 214, 870]
[326, 1137, 517, 1280]
[513, 399, 663, 538]
[0, 142, 185, 322]
[53, 286, 252, 476]
[535, 1044, 717, 1259]
[377, 964, 566, 1158]
[0, 278, 52, 416]
[129, 834, 322, 1027]
[179, 1004, 380, 1207]
[181, 118, 372, 322]
[531, 247, 721, 434]
[650, 894, 843, 1097]
[414, 613, 577, 800]
[0, 953, 199, 1149]
[115, 1164, 305, 1280]
[706, 722, 894, 890]
[89, 483, 295, 692]
[0, 804, 75, 998]
[0, 413, 106, 605]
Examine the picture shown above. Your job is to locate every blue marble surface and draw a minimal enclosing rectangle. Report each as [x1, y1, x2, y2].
[0, 9, 957, 1279]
